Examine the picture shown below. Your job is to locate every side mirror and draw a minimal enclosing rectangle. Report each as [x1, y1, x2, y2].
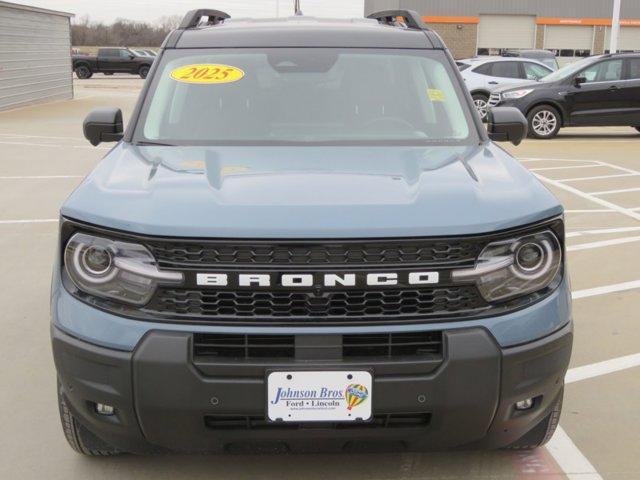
[487, 107, 528, 146]
[574, 75, 587, 87]
[129, 54, 135, 59]
[83, 108, 124, 146]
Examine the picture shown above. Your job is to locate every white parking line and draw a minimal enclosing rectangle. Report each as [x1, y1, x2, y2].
[566, 353, 640, 384]
[529, 165, 603, 172]
[534, 174, 640, 222]
[567, 226, 640, 237]
[567, 236, 640, 252]
[0, 219, 57, 225]
[0, 175, 83, 180]
[564, 209, 613, 213]
[589, 186, 640, 196]
[557, 173, 639, 182]
[0, 133, 82, 141]
[546, 427, 604, 480]
[572, 280, 640, 300]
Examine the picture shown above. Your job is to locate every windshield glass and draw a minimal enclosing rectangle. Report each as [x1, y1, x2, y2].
[542, 57, 595, 82]
[135, 48, 477, 146]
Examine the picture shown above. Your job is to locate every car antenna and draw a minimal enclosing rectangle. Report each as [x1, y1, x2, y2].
[294, 0, 303, 16]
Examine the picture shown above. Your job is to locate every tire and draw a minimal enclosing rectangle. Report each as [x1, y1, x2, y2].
[527, 105, 561, 139]
[139, 65, 150, 79]
[505, 388, 563, 450]
[472, 93, 490, 121]
[58, 383, 120, 456]
[74, 65, 93, 79]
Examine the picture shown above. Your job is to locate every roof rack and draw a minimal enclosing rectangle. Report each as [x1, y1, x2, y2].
[179, 9, 230, 29]
[366, 10, 427, 30]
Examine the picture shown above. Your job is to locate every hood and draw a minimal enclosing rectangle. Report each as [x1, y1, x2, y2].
[493, 80, 541, 94]
[61, 143, 562, 238]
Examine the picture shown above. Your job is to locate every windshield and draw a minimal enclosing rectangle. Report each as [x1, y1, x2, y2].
[542, 57, 595, 82]
[135, 48, 478, 146]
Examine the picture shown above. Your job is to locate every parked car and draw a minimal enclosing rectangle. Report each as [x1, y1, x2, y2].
[490, 53, 640, 138]
[72, 47, 154, 79]
[502, 49, 560, 71]
[143, 49, 157, 57]
[458, 57, 553, 120]
[131, 49, 154, 58]
[52, 9, 571, 456]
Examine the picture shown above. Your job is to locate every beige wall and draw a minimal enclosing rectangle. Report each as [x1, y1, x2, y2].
[425, 23, 478, 59]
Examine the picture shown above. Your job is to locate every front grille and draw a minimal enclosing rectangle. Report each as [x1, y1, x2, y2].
[193, 334, 295, 358]
[147, 286, 488, 323]
[192, 332, 443, 359]
[343, 332, 442, 358]
[204, 413, 431, 430]
[148, 239, 483, 268]
[488, 93, 501, 107]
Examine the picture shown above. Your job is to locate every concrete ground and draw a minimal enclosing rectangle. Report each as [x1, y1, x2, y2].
[0, 75, 639, 479]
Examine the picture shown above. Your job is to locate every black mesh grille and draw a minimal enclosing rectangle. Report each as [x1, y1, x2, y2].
[192, 332, 443, 359]
[148, 239, 482, 268]
[343, 332, 442, 358]
[146, 286, 488, 323]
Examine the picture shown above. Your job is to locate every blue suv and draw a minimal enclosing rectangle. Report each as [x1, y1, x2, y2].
[51, 9, 572, 455]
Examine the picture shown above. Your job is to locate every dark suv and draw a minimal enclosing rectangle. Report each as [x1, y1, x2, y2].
[490, 53, 640, 138]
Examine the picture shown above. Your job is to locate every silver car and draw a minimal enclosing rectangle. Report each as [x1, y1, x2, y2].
[457, 57, 553, 120]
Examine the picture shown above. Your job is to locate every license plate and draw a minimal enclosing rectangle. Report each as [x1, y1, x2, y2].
[267, 371, 372, 422]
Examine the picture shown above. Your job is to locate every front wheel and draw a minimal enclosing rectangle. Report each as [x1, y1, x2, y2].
[58, 383, 121, 456]
[505, 388, 563, 450]
[74, 65, 92, 79]
[527, 105, 561, 139]
[472, 93, 490, 121]
[139, 65, 150, 79]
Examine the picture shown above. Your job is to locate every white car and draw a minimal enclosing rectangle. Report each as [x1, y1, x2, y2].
[457, 57, 553, 120]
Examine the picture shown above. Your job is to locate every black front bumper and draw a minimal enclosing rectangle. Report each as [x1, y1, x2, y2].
[52, 324, 572, 453]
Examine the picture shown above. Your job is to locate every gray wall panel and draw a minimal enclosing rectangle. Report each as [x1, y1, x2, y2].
[0, 3, 73, 111]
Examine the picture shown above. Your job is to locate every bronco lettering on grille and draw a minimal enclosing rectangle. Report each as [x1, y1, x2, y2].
[196, 272, 440, 288]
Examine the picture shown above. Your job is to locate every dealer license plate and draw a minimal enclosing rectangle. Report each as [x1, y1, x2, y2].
[267, 371, 372, 422]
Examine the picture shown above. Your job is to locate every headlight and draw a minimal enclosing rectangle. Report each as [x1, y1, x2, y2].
[501, 89, 533, 100]
[64, 232, 183, 305]
[452, 230, 562, 302]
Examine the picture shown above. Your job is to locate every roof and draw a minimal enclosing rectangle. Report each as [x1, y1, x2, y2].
[173, 16, 437, 49]
[0, 0, 73, 17]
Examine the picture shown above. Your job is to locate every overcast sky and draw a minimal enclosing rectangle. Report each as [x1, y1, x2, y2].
[15, 0, 365, 23]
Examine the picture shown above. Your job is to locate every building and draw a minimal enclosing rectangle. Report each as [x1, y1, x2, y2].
[0, 1, 73, 111]
[365, 0, 640, 62]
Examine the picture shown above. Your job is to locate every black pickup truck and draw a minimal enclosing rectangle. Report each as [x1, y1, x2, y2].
[72, 48, 154, 79]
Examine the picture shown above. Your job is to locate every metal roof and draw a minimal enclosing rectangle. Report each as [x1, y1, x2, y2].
[174, 16, 436, 49]
[0, 1, 73, 18]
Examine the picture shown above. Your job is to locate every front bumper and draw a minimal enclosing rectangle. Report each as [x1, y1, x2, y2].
[52, 320, 572, 453]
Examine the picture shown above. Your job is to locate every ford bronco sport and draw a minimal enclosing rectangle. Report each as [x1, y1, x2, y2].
[52, 9, 572, 455]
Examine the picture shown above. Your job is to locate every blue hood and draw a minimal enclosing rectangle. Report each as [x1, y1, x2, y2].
[61, 143, 562, 238]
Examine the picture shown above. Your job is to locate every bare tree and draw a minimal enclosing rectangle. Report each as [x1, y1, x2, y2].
[71, 15, 179, 47]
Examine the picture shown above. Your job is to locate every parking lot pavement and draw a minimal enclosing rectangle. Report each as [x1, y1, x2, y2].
[0, 77, 639, 479]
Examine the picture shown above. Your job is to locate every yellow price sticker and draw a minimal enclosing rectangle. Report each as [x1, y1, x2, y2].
[427, 88, 445, 102]
[170, 64, 245, 84]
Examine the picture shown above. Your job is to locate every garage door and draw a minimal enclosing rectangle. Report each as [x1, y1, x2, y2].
[544, 26, 593, 50]
[0, 5, 73, 111]
[477, 15, 536, 50]
[605, 27, 640, 52]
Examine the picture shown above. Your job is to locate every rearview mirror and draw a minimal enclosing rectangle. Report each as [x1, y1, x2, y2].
[487, 107, 528, 146]
[83, 108, 124, 146]
[574, 75, 587, 87]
